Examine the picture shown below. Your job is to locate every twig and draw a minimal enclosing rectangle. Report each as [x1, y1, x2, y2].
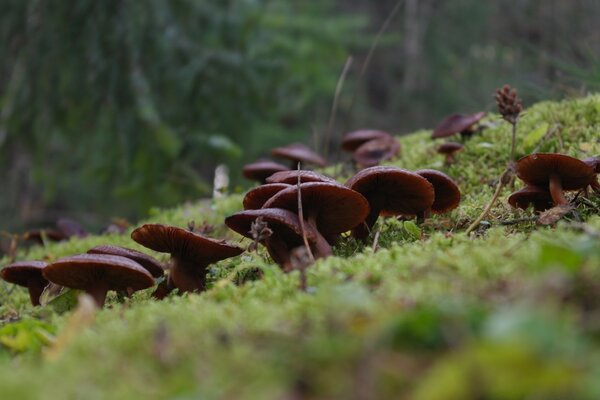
[325, 56, 353, 163]
[371, 229, 381, 253]
[465, 169, 509, 235]
[296, 163, 315, 262]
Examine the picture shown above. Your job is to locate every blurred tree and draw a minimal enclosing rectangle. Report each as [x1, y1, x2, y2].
[0, 0, 362, 230]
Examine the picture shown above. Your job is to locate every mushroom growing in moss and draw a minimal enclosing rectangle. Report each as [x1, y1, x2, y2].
[271, 143, 326, 168]
[431, 112, 486, 139]
[131, 224, 243, 293]
[242, 159, 290, 184]
[225, 208, 331, 271]
[353, 136, 401, 168]
[508, 186, 554, 212]
[415, 169, 461, 220]
[1, 261, 48, 306]
[516, 153, 596, 206]
[87, 245, 164, 278]
[345, 166, 434, 239]
[437, 142, 464, 165]
[43, 254, 154, 307]
[243, 183, 291, 210]
[341, 129, 393, 152]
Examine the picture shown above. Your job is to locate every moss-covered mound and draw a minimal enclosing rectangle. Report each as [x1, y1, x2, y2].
[1, 95, 600, 399]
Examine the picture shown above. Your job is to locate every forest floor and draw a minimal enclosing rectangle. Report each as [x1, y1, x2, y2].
[1, 95, 600, 399]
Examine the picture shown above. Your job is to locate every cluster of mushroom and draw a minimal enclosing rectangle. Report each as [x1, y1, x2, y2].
[243, 143, 326, 184]
[508, 153, 600, 212]
[340, 130, 401, 169]
[226, 166, 460, 270]
[1, 225, 243, 308]
[431, 112, 486, 165]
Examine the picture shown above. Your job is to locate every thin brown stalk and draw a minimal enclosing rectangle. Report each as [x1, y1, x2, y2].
[465, 169, 509, 235]
[296, 163, 315, 262]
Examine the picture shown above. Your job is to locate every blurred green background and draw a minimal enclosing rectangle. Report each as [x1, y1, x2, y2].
[1, 0, 599, 233]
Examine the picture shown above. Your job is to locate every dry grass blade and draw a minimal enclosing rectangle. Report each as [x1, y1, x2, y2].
[296, 163, 315, 262]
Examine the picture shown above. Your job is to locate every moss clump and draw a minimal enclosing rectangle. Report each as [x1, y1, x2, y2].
[0, 95, 599, 399]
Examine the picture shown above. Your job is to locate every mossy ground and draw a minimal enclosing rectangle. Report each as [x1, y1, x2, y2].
[1, 95, 600, 399]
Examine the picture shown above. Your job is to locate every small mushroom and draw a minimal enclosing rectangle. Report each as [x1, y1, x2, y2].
[265, 170, 336, 185]
[516, 153, 596, 206]
[271, 143, 326, 168]
[56, 218, 88, 238]
[353, 136, 401, 168]
[87, 245, 164, 278]
[431, 112, 486, 139]
[437, 142, 464, 165]
[346, 166, 434, 239]
[415, 169, 461, 220]
[341, 130, 393, 152]
[0, 261, 48, 306]
[508, 186, 554, 212]
[243, 159, 290, 184]
[263, 182, 369, 244]
[43, 254, 154, 307]
[131, 224, 243, 293]
[225, 208, 331, 271]
[243, 183, 291, 210]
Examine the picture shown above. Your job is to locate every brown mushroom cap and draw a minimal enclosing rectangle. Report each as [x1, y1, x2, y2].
[131, 224, 243, 266]
[87, 245, 164, 278]
[43, 254, 154, 306]
[265, 170, 337, 185]
[243, 183, 291, 210]
[346, 167, 434, 216]
[431, 112, 486, 139]
[1, 261, 48, 306]
[341, 130, 393, 152]
[23, 229, 66, 244]
[56, 218, 88, 238]
[225, 208, 331, 268]
[263, 182, 369, 235]
[353, 136, 401, 168]
[271, 143, 326, 167]
[508, 186, 554, 212]
[415, 169, 461, 214]
[242, 160, 290, 183]
[516, 154, 596, 191]
[437, 142, 464, 155]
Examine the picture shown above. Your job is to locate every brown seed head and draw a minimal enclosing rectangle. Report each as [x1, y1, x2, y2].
[495, 84, 523, 124]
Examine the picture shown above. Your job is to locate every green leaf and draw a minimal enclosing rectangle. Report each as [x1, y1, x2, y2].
[403, 221, 421, 240]
[523, 123, 549, 151]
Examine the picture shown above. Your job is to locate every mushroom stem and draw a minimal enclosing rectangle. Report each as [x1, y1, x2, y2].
[417, 208, 432, 224]
[549, 174, 568, 205]
[352, 193, 384, 240]
[27, 280, 46, 307]
[304, 213, 333, 258]
[87, 284, 109, 308]
[170, 257, 207, 293]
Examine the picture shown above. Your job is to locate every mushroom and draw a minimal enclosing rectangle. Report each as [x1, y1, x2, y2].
[415, 169, 461, 220]
[437, 142, 464, 165]
[341, 130, 393, 152]
[243, 183, 291, 210]
[225, 208, 331, 271]
[87, 245, 164, 278]
[516, 153, 596, 206]
[263, 182, 369, 245]
[271, 143, 326, 168]
[431, 112, 486, 139]
[43, 254, 154, 307]
[56, 218, 88, 238]
[23, 217, 87, 244]
[0, 261, 48, 306]
[353, 136, 401, 168]
[345, 166, 434, 239]
[131, 224, 243, 293]
[265, 170, 336, 185]
[508, 186, 554, 212]
[242, 159, 290, 184]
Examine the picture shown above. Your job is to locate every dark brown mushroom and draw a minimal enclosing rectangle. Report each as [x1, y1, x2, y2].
[225, 208, 331, 271]
[265, 170, 336, 185]
[415, 169, 461, 220]
[341, 130, 393, 152]
[508, 186, 554, 212]
[0, 261, 48, 306]
[242, 159, 290, 184]
[346, 166, 434, 239]
[56, 218, 88, 238]
[353, 136, 401, 168]
[243, 183, 291, 210]
[437, 142, 464, 165]
[87, 245, 164, 278]
[516, 153, 596, 206]
[263, 182, 369, 241]
[43, 254, 154, 307]
[431, 112, 486, 139]
[22, 229, 66, 245]
[271, 143, 326, 168]
[131, 224, 243, 293]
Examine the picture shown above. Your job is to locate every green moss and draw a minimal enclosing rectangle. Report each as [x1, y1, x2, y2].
[1, 95, 600, 399]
